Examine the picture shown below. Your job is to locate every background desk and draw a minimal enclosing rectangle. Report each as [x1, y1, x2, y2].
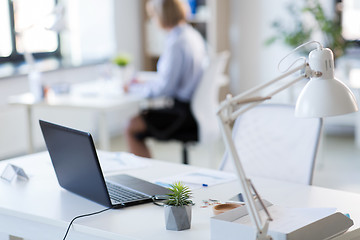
[1, 152, 360, 240]
[8, 87, 143, 153]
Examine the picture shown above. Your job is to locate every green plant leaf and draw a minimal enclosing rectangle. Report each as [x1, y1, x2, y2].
[264, 36, 278, 46]
[265, 0, 346, 58]
[112, 54, 131, 66]
[165, 181, 193, 206]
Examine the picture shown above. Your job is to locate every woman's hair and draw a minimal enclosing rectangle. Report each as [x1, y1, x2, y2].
[147, 0, 188, 29]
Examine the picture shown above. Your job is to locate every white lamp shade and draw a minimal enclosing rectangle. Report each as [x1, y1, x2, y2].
[295, 47, 358, 117]
[295, 77, 358, 117]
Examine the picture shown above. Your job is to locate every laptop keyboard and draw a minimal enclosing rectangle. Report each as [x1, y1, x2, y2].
[106, 182, 149, 204]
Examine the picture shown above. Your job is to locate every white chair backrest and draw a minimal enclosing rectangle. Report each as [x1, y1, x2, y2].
[219, 104, 322, 185]
[191, 51, 230, 145]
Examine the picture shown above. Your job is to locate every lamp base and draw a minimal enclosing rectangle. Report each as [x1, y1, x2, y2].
[211, 202, 353, 240]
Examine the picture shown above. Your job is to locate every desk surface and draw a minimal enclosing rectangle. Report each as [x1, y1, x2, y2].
[1, 152, 360, 240]
[7, 91, 143, 111]
[7, 73, 155, 110]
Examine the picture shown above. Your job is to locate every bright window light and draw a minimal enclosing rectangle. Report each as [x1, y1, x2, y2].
[342, 0, 360, 40]
[0, 0, 12, 57]
[350, 68, 360, 88]
[14, 0, 58, 54]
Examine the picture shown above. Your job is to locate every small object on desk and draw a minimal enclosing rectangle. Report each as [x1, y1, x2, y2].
[181, 181, 208, 187]
[1, 164, 29, 182]
[135, 71, 157, 83]
[154, 169, 237, 190]
[200, 199, 220, 208]
[97, 151, 151, 173]
[228, 192, 257, 203]
[213, 203, 244, 215]
[229, 193, 245, 202]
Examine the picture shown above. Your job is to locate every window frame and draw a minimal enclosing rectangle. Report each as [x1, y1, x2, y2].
[0, 0, 61, 64]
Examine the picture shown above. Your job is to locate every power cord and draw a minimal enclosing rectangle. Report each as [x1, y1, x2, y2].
[62, 206, 113, 240]
[277, 40, 323, 73]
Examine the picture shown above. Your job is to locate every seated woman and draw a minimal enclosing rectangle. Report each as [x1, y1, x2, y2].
[124, 0, 206, 158]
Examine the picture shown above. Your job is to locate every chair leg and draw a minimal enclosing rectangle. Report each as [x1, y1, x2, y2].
[182, 143, 189, 165]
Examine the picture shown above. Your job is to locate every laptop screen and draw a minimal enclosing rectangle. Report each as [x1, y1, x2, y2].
[39, 120, 112, 207]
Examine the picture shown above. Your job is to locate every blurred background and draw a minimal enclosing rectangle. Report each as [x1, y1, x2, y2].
[0, 0, 360, 193]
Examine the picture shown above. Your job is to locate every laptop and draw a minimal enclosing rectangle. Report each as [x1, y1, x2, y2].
[39, 120, 170, 209]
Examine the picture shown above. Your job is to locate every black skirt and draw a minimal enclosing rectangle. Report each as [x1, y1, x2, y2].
[136, 99, 198, 141]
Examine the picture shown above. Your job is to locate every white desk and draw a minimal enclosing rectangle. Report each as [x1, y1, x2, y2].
[8, 84, 144, 153]
[1, 152, 360, 240]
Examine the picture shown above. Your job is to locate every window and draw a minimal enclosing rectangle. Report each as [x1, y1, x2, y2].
[0, 0, 117, 72]
[336, 0, 360, 44]
[341, 0, 360, 41]
[0, 0, 12, 57]
[0, 0, 60, 64]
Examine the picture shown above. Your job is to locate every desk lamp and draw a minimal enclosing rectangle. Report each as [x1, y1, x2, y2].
[217, 41, 358, 240]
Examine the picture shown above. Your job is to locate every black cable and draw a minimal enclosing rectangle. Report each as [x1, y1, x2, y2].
[62, 206, 113, 240]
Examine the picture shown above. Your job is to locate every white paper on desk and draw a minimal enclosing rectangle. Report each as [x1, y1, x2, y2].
[70, 79, 124, 98]
[97, 151, 151, 173]
[136, 71, 157, 83]
[154, 169, 237, 189]
[235, 205, 336, 233]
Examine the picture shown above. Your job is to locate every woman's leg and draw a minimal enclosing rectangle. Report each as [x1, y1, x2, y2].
[125, 115, 151, 158]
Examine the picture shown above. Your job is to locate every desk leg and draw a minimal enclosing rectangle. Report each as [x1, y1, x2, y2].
[26, 106, 34, 153]
[99, 110, 110, 150]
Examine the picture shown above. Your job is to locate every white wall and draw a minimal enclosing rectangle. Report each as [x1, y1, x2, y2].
[229, 0, 294, 96]
[113, 0, 144, 71]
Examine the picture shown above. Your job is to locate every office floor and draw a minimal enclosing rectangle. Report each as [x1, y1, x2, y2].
[110, 131, 360, 194]
[314, 133, 360, 194]
[110, 136, 225, 169]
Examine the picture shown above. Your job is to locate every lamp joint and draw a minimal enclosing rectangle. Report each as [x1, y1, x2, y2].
[313, 71, 322, 78]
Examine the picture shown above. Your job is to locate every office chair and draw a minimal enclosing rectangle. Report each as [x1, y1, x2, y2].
[169, 51, 230, 164]
[219, 104, 322, 185]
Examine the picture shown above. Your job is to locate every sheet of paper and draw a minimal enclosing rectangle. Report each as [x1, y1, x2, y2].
[234, 205, 337, 233]
[97, 151, 151, 173]
[154, 169, 237, 189]
[70, 79, 124, 98]
[136, 71, 157, 83]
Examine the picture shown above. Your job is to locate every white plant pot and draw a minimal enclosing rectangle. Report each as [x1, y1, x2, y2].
[113, 64, 133, 86]
[164, 205, 192, 231]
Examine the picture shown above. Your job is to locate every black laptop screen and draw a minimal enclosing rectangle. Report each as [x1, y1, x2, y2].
[39, 120, 112, 207]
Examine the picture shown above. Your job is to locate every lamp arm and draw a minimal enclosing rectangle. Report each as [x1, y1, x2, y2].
[230, 74, 305, 122]
[217, 62, 314, 240]
[218, 114, 270, 236]
[218, 63, 308, 122]
[218, 115, 264, 230]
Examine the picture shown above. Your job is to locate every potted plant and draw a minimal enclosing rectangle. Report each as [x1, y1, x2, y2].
[265, 0, 347, 59]
[111, 54, 132, 84]
[164, 181, 193, 231]
[112, 54, 131, 67]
